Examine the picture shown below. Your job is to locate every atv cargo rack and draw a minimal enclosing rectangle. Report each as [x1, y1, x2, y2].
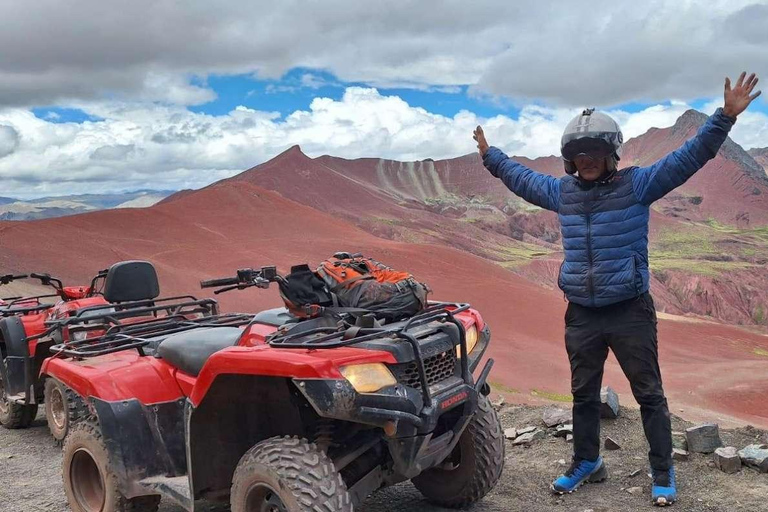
[32, 295, 228, 358]
[49, 312, 254, 359]
[0, 294, 60, 316]
[269, 302, 479, 408]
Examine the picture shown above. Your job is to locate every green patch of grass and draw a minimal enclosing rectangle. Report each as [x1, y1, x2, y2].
[531, 389, 573, 403]
[650, 259, 755, 277]
[489, 381, 520, 394]
[754, 348, 768, 357]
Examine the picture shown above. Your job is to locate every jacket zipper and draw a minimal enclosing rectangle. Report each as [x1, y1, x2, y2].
[586, 187, 595, 307]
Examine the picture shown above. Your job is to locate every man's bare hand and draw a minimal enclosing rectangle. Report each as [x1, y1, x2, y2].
[473, 125, 489, 157]
[724, 72, 761, 118]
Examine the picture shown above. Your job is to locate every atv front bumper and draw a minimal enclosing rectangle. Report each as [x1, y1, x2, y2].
[294, 355, 494, 479]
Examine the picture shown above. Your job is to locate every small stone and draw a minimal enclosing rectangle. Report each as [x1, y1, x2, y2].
[629, 468, 643, 478]
[626, 486, 643, 495]
[672, 448, 689, 461]
[604, 437, 622, 450]
[738, 444, 768, 473]
[512, 429, 546, 445]
[504, 428, 517, 440]
[600, 386, 620, 419]
[491, 396, 505, 410]
[554, 424, 573, 438]
[686, 424, 723, 454]
[542, 406, 572, 427]
[632, 456, 644, 461]
[558, 459, 567, 465]
[672, 431, 688, 451]
[566, 434, 573, 443]
[5, 455, 13, 460]
[714, 447, 741, 474]
[517, 426, 537, 435]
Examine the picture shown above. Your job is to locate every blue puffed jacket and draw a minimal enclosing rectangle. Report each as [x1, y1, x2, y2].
[482, 108, 735, 307]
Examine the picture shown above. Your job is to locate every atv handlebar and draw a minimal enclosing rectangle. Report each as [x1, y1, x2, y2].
[0, 273, 28, 285]
[29, 272, 65, 291]
[200, 276, 240, 288]
[200, 266, 281, 294]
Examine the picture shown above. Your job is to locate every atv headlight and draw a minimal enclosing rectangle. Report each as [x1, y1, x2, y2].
[340, 363, 397, 393]
[456, 325, 479, 358]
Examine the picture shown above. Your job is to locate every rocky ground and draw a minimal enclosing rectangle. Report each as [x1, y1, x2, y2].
[1, 404, 766, 512]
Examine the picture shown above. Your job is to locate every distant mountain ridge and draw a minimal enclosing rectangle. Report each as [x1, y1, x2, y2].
[0, 190, 175, 220]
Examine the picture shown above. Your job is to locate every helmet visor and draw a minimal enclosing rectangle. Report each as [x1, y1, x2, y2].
[561, 137, 615, 162]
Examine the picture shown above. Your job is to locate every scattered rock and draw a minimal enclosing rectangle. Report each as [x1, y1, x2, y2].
[554, 424, 573, 438]
[604, 437, 621, 450]
[517, 426, 537, 436]
[513, 429, 546, 445]
[714, 447, 741, 474]
[557, 459, 567, 465]
[629, 468, 643, 478]
[491, 396, 505, 410]
[566, 434, 573, 443]
[542, 407, 572, 427]
[686, 424, 723, 454]
[738, 444, 768, 473]
[626, 486, 643, 495]
[672, 431, 688, 451]
[600, 386, 620, 419]
[504, 428, 517, 440]
[672, 448, 689, 461]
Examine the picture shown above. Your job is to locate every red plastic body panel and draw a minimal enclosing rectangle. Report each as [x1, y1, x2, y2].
[49, 296, 109, 319]
[19, 312, 51, 356]
[42, 354, 185, 404]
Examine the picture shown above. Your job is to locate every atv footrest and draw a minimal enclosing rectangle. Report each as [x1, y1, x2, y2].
[138, 475, 192, 511]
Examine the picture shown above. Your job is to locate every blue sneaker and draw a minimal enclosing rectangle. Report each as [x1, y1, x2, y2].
[551, 456, 607, 494]
[652, 466, 677, 506]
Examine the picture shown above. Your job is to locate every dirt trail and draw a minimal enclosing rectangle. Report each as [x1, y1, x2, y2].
[1, 406, 767, 512]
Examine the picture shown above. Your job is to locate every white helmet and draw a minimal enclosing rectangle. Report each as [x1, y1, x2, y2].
[561, 108, 623, 175]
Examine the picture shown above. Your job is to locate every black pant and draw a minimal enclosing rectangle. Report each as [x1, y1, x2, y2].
[565, 292, 672, 471]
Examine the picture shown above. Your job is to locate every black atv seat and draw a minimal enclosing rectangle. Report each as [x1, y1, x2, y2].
[155, 327, 243, 376]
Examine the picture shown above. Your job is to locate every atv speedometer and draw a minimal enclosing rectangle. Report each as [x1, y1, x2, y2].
[456, 325, 479, 358]
[340, 363, 397, 393]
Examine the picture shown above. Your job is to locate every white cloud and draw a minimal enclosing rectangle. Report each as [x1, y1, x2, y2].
[0, 1, 765, 107]
[1, 88, 766, 199]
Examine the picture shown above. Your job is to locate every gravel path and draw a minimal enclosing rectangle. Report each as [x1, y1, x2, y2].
[1, 406, 766, 512]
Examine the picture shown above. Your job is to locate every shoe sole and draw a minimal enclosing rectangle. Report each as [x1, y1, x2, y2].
[653, 496, 676, 507]
[551, 463, 608, 495]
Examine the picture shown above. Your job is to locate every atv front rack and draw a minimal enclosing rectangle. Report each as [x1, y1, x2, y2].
[49, 312, 254, 358]
[268, 302, 473, 408]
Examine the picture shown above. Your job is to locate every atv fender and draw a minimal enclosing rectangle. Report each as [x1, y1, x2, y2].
[0, 316, 33, 400]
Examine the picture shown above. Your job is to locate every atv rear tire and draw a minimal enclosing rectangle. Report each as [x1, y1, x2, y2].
[45, 378, 89, 443]
[63, 420, 161, 512]
[231, 436, 353, 512]
[412, 394, 505, 508]
[0, 359, 38, 429]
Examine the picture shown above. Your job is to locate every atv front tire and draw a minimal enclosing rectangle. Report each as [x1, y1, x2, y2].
[45, 378, 89, 443]
[63, 420, 161, 512]
[231, 436, 353, 512]
[0, 360, 38, 429]
[412, 394, 505, 508]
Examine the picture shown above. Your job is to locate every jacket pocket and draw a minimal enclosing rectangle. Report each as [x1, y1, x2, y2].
[632, 254, 642, 295]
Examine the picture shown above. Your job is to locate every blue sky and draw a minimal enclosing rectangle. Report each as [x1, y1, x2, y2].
[32, 68, 767, 127]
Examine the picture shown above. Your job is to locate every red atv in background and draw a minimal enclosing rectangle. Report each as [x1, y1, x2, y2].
[0, 261, 218, 442]
[0, 270, 105, 430]
[44, 263, 505, 512]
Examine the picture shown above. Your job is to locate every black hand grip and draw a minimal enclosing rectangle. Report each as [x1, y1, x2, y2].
[30, 272, 50, 279]
[12, 274, 28, 279]
[200, 277, 240, 288]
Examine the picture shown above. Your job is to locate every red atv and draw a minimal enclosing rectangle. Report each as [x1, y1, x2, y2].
[0, 261, 218, 442]
[44, 264, 504, 512]
[0, 270, 105, 430]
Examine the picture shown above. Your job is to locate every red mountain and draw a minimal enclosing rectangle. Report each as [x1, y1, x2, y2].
[230, 111, 768, 326]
